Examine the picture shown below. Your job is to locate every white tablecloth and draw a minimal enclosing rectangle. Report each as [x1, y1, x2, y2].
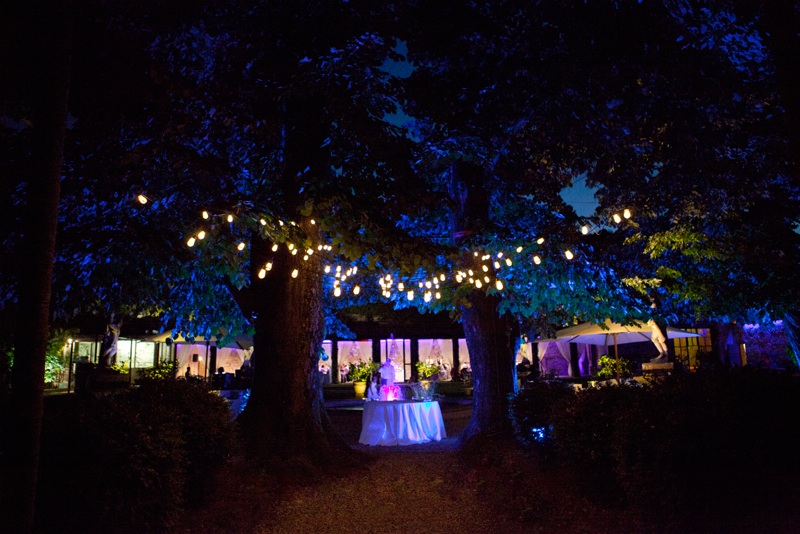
[359, 400, 446, 446]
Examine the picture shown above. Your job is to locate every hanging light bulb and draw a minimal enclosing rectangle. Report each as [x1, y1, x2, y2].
[418, 281, 424, 288]
[473, 251, 479, 256]
[613, 213, 622, 223]
[439, 273, 445, 281]
[484, 276, 490, 283]
[303, 254, 309, 261]
[455, 274, 463, 283]
[197, 231, 206, 240]
[271, 244, 278, 252]
[291, 269, 299, 278]
[237, 242, 246, 251]
[516, 246, 523, 253]
[187, 237, 196, 247]
[291, 249, 298, 255]
[497, 252, 504, 258]
[537, 237, 545, 245]
[334, 287, 341, 297]
[258, 268, 267, 279]
[266, 262, 273, 271]
[494, 261, 501, 269]
[496, 280, 504, 290]
[533, 255, 541, 265]
[425, 281, 432, 288]
[353, 285, 360, 295]
[505, 258, 512, 266]
[407, 290, 414, 301]
[475, 279, 483, 288]
[581, 225, 589, 235]
[398, 282, 404, 291]
[565, 250, 574, 260]
[227, 214, 233, 223]
[310, 219, 316, 225]
[137, 194, 148, 204]
[352, 266, 358, 274]
[259, 218, 266, 226]
[324, 265, 331, 273]
[623, 208, 631, 219]
[278, 220, 284, 226]
[435, 291, 441, 300]
[424, 291, 432, 302]
[202, 210, 209, 219]
[468, 270, 474, 276]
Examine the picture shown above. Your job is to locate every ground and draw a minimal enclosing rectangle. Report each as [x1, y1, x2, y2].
[178, 400, 661, 534]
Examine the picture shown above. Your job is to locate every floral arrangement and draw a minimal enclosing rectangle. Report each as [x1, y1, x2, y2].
[416, 361, 441, 380]
[348, 361, 377, 382]
[597, 354, 633, 379]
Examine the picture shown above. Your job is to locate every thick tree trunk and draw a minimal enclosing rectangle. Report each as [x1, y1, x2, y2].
[0, 3, 71, 531]
[449, 160, 519, 446]
[235, 224, 351, 468]
[459, 292, 519, 446]
[783, 312, 800, 369]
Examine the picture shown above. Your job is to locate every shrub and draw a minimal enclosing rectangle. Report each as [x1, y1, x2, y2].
[37, 380, 239, 533]
[509, 379, 575, 451]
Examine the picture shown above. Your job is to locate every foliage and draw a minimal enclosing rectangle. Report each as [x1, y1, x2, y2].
[416, 361, 441, 380]
[36, 379, 238, 533]
[547, 369, 800, 524]
[108, 361, 128, 374]
[137, 361, 179, 381]
[347, 361, 377, 382]
[596, 354, 633, 379]
[509, 379, 575, 451]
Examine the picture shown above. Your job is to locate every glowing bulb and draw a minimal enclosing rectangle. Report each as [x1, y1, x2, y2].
[506, 258, 512, 266]
[496, 280, 504, 290]
[278, 220, 284, 226]
[324, 265, 331, 273]
[581, 225, 589, 235]
[425, 281, 432, 288]
[565, 250, 574, 260]
[468, 270, 474, 277]
[398, 282, 404, 291]
[516, 246, 523, 253]
[418, 281, 424, 288]
[494, 261, 501, 269]
[291, 268, 298, 278]
[288, 243, 295, 250]
[484, 276, 490, 283]
[271, 244, 278, 252]
[497, 252, 504, 258]
[266, 262, 273, 271]
[537, 237, 545, 245]
[533, 255, 541, 265]
[424, 291, 432, 302]
[291, 249, 297, 255]
[473, 251, 479, 256]
[352, 266, 358, 274]
[197, 231, 206, 240]
[334, 287, 341, 297]
[623, 208, 631, 219]
[439, 274, 445, 281]
[475, 280, 483, 288]
[353, 285, 360, 295]
[202, 210, 209, 219]
[137, 194, 148, 204]
[456, 274, 463, 283]
[187, 237, 196, 247]
[407, 290, 414, 301]
[311, 219, 316, 225]
[435, 291, 441, 299]
[227, 214, 233, 223]
[613, 213, 622, 223]
[259, 218, 266, 226]
[258, 268, 266, 279]
[307, 249, 314, 255]
[336, 265, 342, 272]
[237, 242, 245, 251]
[303, 255, 308, 261]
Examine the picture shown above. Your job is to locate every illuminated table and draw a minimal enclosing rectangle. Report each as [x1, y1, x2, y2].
[359, 400, 446, 446]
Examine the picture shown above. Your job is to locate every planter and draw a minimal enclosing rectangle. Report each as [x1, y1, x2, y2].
[353, 381, 368, 399]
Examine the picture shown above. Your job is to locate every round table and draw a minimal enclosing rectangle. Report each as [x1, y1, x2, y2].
[359, 400, 446, 446]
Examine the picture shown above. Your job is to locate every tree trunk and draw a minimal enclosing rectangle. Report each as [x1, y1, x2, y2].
[235, 225, 351, 468]
[459, 292, 520, 446]
[0, 3, 71, 532]
[449, 160, 519, 446]
[783, 312, 800, 369]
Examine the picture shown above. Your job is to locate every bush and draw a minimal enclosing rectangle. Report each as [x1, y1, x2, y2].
[37, 380, 239, 533]
[509, 379, 575, 451]
[546, 368, 800, 523]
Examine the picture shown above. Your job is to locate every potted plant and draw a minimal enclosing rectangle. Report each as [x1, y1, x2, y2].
[414, 361, 441, 400]
[348, 361, 377, 399]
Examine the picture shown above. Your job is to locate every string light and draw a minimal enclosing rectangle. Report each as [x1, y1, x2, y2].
[398, 282, 404, 291]
[334, 287, 341, 297]
[197, 231, 206, 240]
[324, 265, 331, 273]
[259, 218, 266, 226]
[187, 237, 196, 247]
[435, 291, 441, 299]
[202, 211, 209, 219]
[536, 238, 545, 245]
[271, 244, 278, 252]
[533, 255, 541, 265]
[137, 194, 148, 205]
[291, 269, 299, 278]
[581, 225, 589, 235]
[564, 250, 574, 260]
[266, 262, 273, 271]
[424, 291, 432, 302]
[311, 219, 316, 225]
[258, 268, 267, 279]
[227, 214, 234, 223]
[407, 290, 414, 300]
[475, 279, 483, 288]
[237, 242, 245, 251]
[353, 285, 360, 295]
[494, 261, 501, 269]
[623, 208, 631, 219]
[495, 280, 504, 290]
[613, 213, 622, 223]
[505, 258, 512, 266]
[516, 246, 523, 253]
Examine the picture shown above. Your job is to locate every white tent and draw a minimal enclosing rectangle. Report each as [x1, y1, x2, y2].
[536, 319, 700, 378]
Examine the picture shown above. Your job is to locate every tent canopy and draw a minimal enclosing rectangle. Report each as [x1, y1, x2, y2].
[536, 318, 700, 346]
